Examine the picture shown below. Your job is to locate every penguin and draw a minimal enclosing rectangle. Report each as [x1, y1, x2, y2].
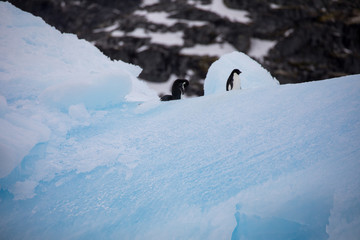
[160, 79, 189, 101]
[226, 69, 242, 91]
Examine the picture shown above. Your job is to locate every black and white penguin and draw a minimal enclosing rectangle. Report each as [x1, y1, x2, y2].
[160, 79, 189, 101]
[226, 69, 242, 91]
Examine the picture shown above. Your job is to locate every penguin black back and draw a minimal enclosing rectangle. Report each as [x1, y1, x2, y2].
[160, 79, 189, 101]
[226, 69, 241, 91]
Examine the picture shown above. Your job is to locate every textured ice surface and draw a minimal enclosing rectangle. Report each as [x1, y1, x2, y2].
[0, 2, 157, 178]
[1, 2, 360, 240]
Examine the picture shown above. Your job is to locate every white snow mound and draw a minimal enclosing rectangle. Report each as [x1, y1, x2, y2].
[204, 51, 279, 95]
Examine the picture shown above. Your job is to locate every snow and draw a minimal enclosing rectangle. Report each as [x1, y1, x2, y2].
[112, 28, 184, 47]
[0, 95, 7, 116]
[135, 10, 179, 27]
[181, 19, 207, 27]
[110, 29, 125, 37]
[248, 38, 277, 61]
[270, 3, 282, 9]
[204, 51, 279, 95]
[141, 0, 160, 7]
[190, 0, 252, 23]
[1, 2, 360, 239]
[134, 9, 207, 27]
[180, 42, 237, 57]
[93, 22, 120, 33]
[140, 30, 184, 46]
[146, 74, 179, 95]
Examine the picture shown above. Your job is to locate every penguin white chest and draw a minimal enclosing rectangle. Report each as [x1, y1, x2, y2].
[232, 73, 241, 90]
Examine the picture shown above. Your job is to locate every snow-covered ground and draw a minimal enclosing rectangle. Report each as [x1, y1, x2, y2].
[189, 0, 251, 23]
[112, 28, 184, 47]
[141, 0, 160, 8]
[180, 42, 237, 57]
[248, 38, 277, 61]
[134, 10, 207, 28]
[1, 2, 360, 239]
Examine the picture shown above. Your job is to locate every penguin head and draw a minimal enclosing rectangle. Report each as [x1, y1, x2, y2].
[232, 69, 241, 76]
[173, 79, 189, 95]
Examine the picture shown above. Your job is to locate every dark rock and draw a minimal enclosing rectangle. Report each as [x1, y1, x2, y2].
[169, 7, 222, 22]
[184, 25, 218, 45]
[226, 27, 251, 52]
[136, 46, 174, 83]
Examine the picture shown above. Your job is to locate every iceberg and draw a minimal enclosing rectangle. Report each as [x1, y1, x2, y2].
[0, 1, 157, 178]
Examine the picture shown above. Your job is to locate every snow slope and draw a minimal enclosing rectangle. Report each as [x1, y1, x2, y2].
[1, 2, 360, 239]
[0, 2, 157, 178]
